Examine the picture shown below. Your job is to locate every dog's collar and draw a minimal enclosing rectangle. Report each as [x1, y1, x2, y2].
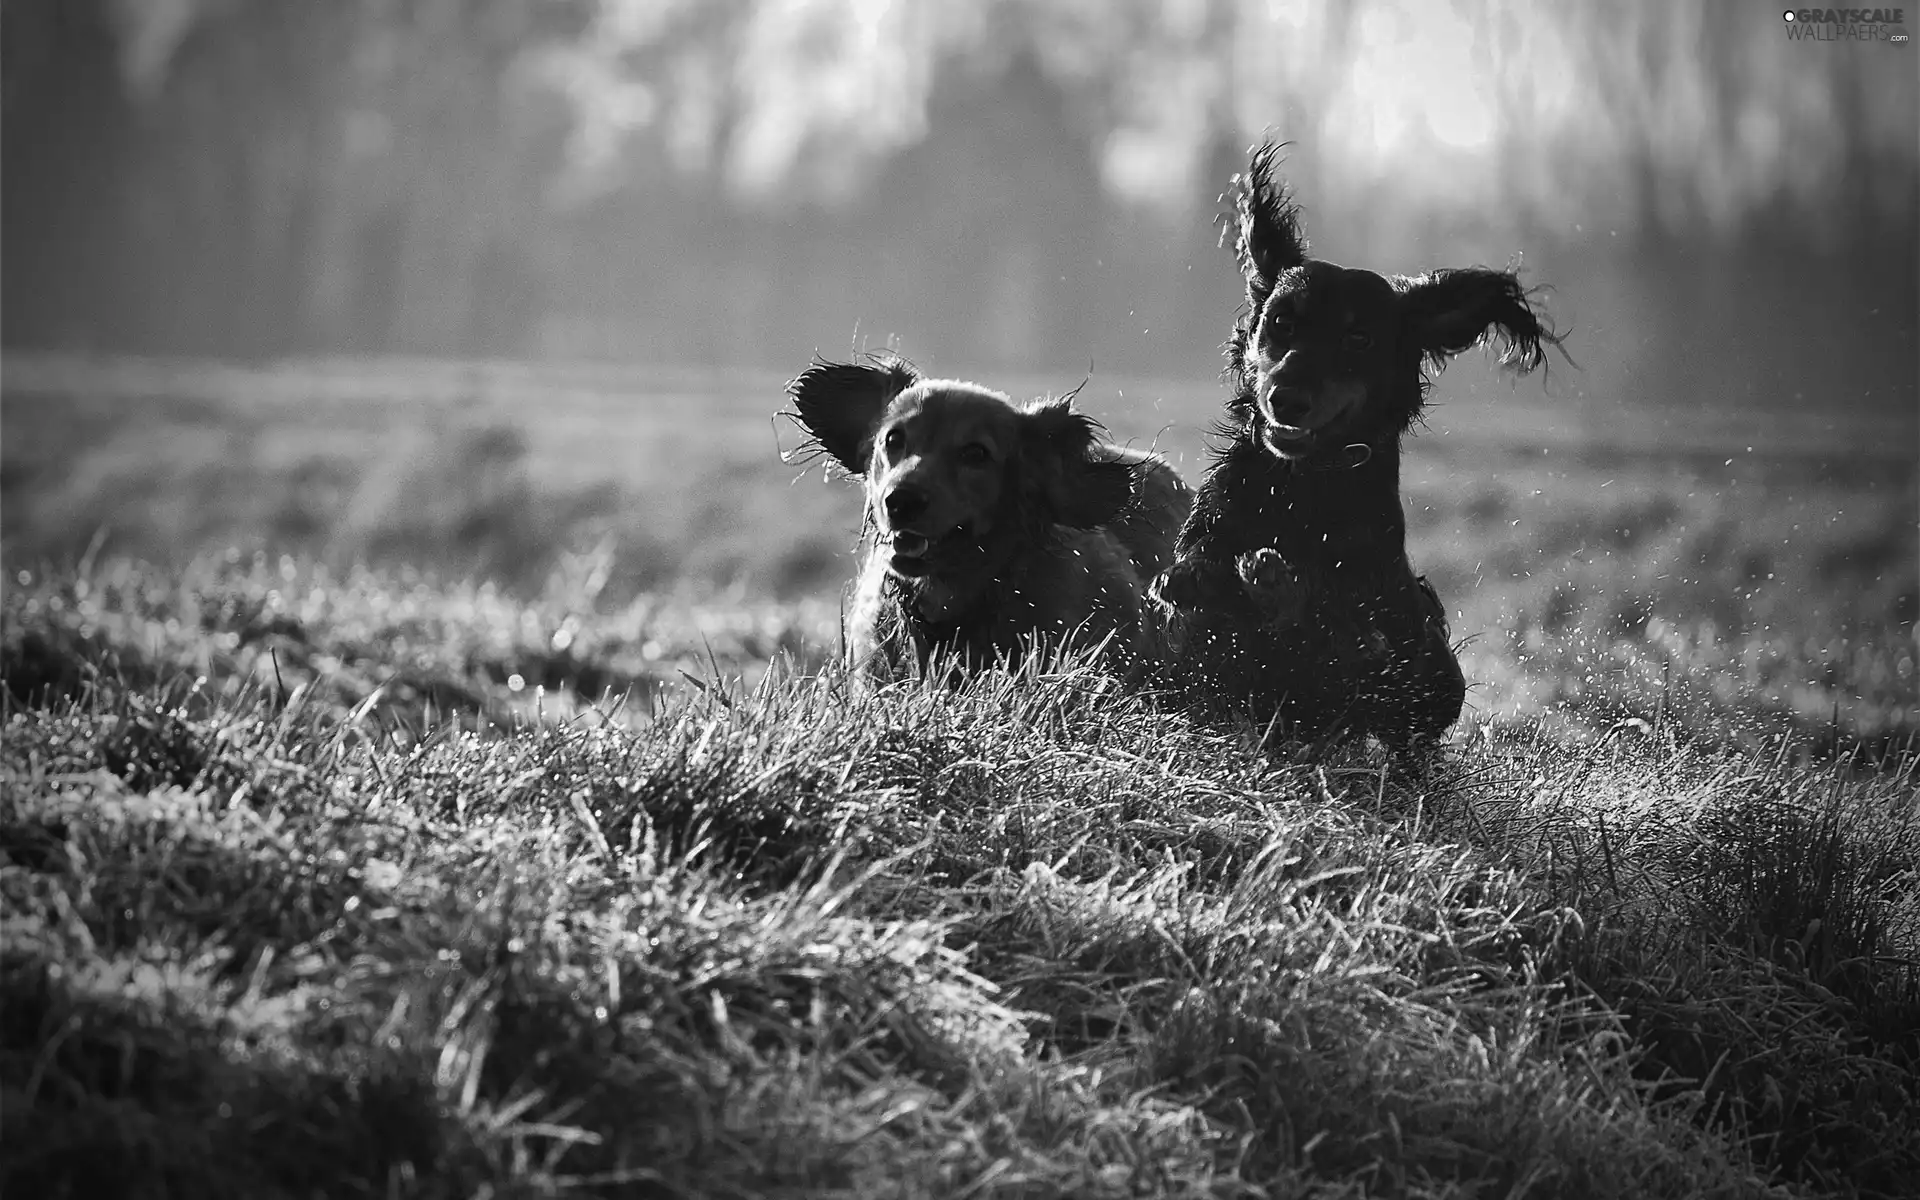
[1296, 443, 1375, 472]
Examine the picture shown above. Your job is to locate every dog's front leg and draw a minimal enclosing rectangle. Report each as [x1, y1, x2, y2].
[1234, 548, 1309, 629]
[1150, 556, 1246, 612]
[844, 554, 911, 682]
[1151, 549, 1305, 626]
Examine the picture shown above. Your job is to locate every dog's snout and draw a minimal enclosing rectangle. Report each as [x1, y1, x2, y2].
[1262, 383, 1312, 427]
[884, 485, 929, 525]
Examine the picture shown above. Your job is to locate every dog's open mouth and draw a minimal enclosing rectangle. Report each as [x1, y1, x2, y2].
[888, 522, 972, 577]
[1262, 422, 1317, 457]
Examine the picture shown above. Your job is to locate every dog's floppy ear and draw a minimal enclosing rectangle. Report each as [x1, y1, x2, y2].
[1230, 141, 1309, 309]
[1022, 399, 1134, 529]
[785, 353, 920, 475]
[1398, 268, 1562, 374]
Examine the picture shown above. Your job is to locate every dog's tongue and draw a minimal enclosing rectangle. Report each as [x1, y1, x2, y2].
[891, 531, 930, 557]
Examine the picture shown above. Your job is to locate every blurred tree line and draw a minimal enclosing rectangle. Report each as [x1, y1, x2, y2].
[3, 0, 1914, 413]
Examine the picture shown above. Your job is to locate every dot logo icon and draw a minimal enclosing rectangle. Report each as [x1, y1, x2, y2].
[1782, 8, 1910, 40]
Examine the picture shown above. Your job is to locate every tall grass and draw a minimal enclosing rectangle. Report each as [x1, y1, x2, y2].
[5, 555, 1917, 1197]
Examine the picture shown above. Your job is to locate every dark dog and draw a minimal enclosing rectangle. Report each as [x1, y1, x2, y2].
[1153, 143, 1561, 746]
[787, 353, 1192, 681]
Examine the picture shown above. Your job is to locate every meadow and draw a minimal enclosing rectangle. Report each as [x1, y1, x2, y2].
[3, 353, 1918, 1198]
[6, 353, 1913, 752]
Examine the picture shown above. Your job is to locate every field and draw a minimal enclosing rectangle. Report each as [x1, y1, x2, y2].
[4, 354, 1919, 1197]
[6, 353, 1914, 752]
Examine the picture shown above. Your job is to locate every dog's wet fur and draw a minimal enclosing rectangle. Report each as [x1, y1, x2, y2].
[1153, 141, 1563, 747]
[788, 354, 1192, 681]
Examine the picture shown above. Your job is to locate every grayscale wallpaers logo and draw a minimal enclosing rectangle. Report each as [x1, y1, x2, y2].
[1783, 8, 1910, 41]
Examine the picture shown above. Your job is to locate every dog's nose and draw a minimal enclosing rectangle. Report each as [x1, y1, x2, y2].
[1263, 385, 1313, 428]
[884, 485, 928, 524]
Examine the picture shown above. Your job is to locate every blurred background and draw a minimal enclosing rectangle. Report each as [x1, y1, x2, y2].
[4, 0, 1915, 392]
[2, 0, 1916, 747]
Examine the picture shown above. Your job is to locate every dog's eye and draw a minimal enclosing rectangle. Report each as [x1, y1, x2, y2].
[1268, 315, 1295, 338]
[1343, 332, 1374, 351]
[882, 428, 904, 456]
[957, 442, 992, 467]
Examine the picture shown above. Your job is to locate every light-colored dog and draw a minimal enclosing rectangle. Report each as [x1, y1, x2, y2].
[786, 354, 1191, 681]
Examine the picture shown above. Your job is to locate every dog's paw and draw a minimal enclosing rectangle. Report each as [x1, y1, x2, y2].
[1235, 548, 1306, 626]
[1359, 629, 1396, 679]
[1151, 558, 1242, 611]
[1323, 622, 1394, 679]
